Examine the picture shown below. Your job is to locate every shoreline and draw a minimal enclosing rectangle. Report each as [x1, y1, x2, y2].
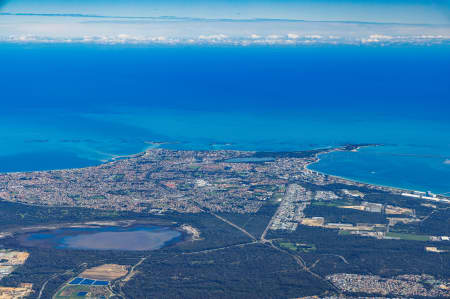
[305, 145, 449, 197]
[0, 144, 447, 199]
[0, 219, 191, 244]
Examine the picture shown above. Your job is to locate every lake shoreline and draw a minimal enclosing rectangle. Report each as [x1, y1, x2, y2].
[0, 219, 200, 251]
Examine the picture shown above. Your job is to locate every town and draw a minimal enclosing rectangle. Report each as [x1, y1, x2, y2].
[327, 273, 450, 297]
[0, 146, 449, 298]
[0, 148, 339, 214]
[0, 147, 448, 234]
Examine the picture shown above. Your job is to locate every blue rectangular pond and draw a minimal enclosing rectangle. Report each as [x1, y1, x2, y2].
[69, 277, 83, 285]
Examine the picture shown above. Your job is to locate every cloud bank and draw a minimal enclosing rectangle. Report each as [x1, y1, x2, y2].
[0, 14, 449, 45]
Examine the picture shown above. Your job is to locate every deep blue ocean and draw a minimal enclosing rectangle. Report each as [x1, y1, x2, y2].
[0, 44, 449, 194]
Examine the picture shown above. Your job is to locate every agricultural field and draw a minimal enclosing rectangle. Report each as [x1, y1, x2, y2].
[54, 284, 110, 299]
[79, 264, 129, 281]
[54, 264, 129, 299]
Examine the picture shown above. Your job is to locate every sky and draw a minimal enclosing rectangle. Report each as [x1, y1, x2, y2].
[2, 0, 450, 24]
[0, 0, 449, 44]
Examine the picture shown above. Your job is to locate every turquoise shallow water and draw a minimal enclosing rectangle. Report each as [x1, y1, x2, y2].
[0, 44, 448, 194]
[309, 146, 450, 194]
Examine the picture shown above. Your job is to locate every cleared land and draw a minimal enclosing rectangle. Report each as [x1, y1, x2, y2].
[80, 264, 129, 281]
[0, 251, 29, 265]
[55, 285, 111, 299]
[0, 284, 33, 299]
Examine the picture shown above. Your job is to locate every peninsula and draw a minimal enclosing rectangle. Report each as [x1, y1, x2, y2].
[0, 145, 448, 298]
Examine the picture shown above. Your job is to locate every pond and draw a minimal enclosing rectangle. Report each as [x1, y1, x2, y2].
[17, 225, 182, 251]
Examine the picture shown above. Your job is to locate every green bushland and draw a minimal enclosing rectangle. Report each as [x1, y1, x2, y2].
[386, 232, 430, 241]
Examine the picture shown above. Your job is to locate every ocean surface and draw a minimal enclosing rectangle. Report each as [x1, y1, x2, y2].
[0, 44, 449, 194]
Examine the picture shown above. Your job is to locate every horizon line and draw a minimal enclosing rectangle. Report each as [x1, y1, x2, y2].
[1, 12, 448, 27]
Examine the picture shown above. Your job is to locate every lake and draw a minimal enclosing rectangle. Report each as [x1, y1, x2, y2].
[18, 225, 182, 251]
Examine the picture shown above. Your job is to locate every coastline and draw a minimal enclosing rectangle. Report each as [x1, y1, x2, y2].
[0, 143, 448, 220]
[1, 143, 447, 200]
[305, 145, 449, 197]
[0, 142, 158, 175]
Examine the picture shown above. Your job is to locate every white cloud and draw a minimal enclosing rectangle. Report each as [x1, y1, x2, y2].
[370, 34, 393, 40]
[198, 34, 227, 40]
[1, 17, 449, 46]
[305, 34, 322, 39]
[362, 34, 394, 43]
[417, 35, 447, 39]
[1, 33, 449, 46]
[444, 159, 450, 165]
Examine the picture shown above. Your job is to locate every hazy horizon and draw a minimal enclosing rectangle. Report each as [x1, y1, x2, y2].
[1, 0, 449, 45]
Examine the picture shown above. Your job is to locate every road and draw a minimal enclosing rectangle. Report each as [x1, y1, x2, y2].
[183, 241, 258, 255]
[46, 190, 342, 298]
[39, 274, 57, 299]
[260, 198, 283, 243]
[211, 212, 257, 241]
[47, 264, 88, 299]
[209, 192, 342, 295]
[111, 257, 148, 299]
